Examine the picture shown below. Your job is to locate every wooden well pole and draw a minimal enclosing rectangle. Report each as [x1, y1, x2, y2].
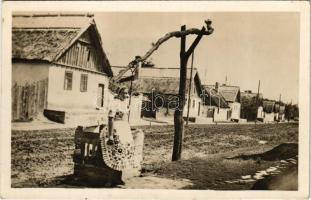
[172, 25, 206, 161]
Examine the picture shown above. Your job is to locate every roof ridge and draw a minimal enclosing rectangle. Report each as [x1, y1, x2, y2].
[13, 13, 94, 18]
[219, 85, 240, 88]
[12, 27, 81, 30]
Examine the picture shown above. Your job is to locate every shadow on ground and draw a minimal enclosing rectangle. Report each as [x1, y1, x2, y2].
[227, 143, 298, 161]
[251, 164, 298, 190]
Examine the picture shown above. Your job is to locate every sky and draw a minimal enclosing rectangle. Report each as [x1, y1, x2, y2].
[95, 12, 299, 104]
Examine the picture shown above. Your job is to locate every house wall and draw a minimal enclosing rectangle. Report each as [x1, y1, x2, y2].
[201, 105, 217, 119]
[47, 65, 110, 112]
[12, 62, 50, 85]
[257, 106, 264, 119]
[155, 107, 175, 122]
[183, 96, 202, 118]
[229, 102, 241, 120]
[214, 107, 231, 122]
[128, 94, 143, 123]
[264, 112, 275, 122]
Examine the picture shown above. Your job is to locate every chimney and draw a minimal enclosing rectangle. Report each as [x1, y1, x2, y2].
[215, 82, 219, 92]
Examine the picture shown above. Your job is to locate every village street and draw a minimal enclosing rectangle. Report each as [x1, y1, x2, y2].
[11, 122, 298, 190]
[9, 12, 301, 192]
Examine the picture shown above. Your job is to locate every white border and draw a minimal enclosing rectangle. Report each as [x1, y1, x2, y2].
[1, 1, 310, 199]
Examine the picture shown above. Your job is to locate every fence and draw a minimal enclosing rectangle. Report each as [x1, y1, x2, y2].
[12, 79, 48, 121]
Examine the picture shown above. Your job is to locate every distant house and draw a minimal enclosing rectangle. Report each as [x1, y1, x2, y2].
[278, 105, 286, 121]
[261, 100, 276, 122]
[259, 100, 286, 123]
[209, 83, 241, 122]
[12, 13, 113, 123]
[201, 85, 231, 122]
[240, 90, 263, 121]
[241, 90, 263, 100]
[113, 66, 204, 123]
[274, 102, 286, 122]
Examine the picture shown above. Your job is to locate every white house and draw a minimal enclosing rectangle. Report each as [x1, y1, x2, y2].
[12, 13, 113, 124]
[217, 84, 241, 122]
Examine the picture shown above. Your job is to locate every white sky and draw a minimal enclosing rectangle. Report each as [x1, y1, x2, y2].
[95, 12, 299, 104]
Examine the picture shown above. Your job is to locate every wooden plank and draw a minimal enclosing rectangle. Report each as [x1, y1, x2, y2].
[90, 51, 94, 70]
[39, 80, 44, 110]
[22, 84, 28, 120]
[36, 81, 40, 113]
[44, 78, 48, 108]
[31, 83, 36, 118]
[12, 83, 17, 120]
[74, 44, 79, 66]
[81, 45, 85, 68]
[91, 49, 95, 70]
[77, 43, 82, 67]
[86, 49, 90, 69]
[16, 85, 21, 120]
[68, 47, 73, 66]
[28, 84, 33, 119]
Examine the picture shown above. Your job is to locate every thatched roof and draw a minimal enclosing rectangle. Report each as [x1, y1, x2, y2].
[12, 29, 79, 62]
[279, 105, 286, 114]
[241, 91, 263, 100]
[218, 85, 240, 103]
[202, 85, 229, 108]
[122, 77, 192, 95]
[115, 67, 203, 96]
[263, 100, 275, 113]
[12, 13, 113, 76]
[139, 67, 199, 79]
[111, 66, 199, 80]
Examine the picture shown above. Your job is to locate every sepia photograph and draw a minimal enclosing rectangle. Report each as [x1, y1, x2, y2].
[1, 1, 310, 199]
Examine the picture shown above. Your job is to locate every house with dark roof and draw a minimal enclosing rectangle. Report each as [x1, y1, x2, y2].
[112, 66, 204, 122]
[217, 84, 241, 121]
[258, 100, 286, 123]
[201, 85, 231, 122]
[12, 13, 113, 123]
[208, 83, 241, 121]
[240, 90, 263, 121]
[260, 100, 276, 122]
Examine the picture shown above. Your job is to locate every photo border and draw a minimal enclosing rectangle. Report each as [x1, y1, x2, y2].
[1, 1, 310, 199]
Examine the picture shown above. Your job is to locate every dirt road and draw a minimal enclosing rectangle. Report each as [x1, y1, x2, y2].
[11, 123, 298, 189]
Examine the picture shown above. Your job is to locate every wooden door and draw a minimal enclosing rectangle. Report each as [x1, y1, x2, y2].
[97, 84, 105, 107]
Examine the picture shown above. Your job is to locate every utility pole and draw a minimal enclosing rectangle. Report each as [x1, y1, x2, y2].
[278, 94, 282, 122]
[186, 51, 195, 125]
[209, 88, 212, 106]
[255, 80, 260, 124]
[172, 24, 209, 161]
[257, 80, 261, 98]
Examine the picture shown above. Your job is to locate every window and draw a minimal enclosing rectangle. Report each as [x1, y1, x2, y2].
[64, 71, 73, 90]
[80, 74, 88, 92]
[192, 100, 195, 108]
